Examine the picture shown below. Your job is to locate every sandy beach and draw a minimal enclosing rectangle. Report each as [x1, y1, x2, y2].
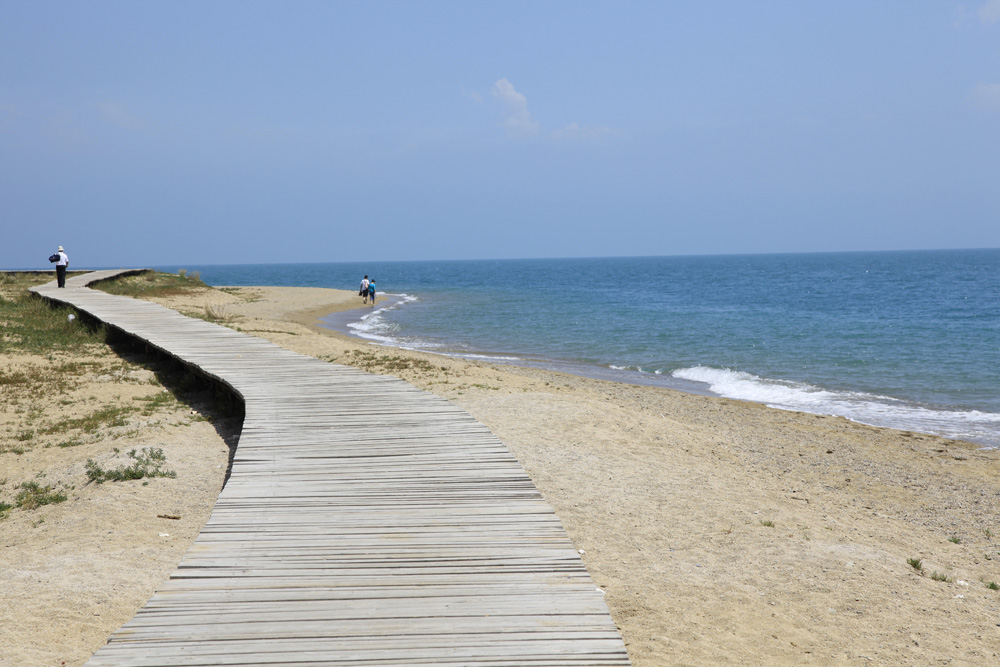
[4, 281, 1000, 666]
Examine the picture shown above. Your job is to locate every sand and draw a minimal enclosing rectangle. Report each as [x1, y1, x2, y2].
[3, 284, 1000, 666]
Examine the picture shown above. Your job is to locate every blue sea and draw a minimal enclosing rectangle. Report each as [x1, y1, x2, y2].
[156, 249, 1000, 447]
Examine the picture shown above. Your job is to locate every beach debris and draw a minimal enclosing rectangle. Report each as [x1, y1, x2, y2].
[157, 514, 182, 520]
[67, 314, 75, 322]
[159, 533, 170, 538]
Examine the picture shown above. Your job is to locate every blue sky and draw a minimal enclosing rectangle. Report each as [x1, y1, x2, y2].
[2, 1, 998, 267]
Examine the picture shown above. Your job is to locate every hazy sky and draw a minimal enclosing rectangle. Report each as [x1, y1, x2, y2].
[2, 1, 999, 267]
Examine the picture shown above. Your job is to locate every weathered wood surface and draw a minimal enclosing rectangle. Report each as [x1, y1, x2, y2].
[32, 271, 630, 666]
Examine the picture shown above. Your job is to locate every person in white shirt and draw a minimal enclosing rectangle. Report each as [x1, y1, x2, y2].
[54, 246, 69, 288]
[360, 275, 370, 304]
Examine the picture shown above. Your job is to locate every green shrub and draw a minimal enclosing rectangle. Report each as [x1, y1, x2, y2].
[86, 447, 176, 484]
[15, 482, 67, 510]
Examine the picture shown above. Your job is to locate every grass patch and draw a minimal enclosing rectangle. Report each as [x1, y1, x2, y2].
[1, 361, 106, 397]
[929, 571, 951, 583]
[39, 405, 136, 436]
[85, 447, 177, 484]
[14, 481, 67, 510]
[135, 391, 180, 415]
[173, 303, 239, 325]
[345, 350, 445, 375]
[759, 520, 775, 527]
[92, 270, 208, 298]
[0, 280, 106, 356]
[987, 581, 999, 591]
[907, 557, 923, 571]
[948, 536, 961, 544]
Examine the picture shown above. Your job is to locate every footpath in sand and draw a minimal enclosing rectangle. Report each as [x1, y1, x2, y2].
[3, 280, 1000, 666]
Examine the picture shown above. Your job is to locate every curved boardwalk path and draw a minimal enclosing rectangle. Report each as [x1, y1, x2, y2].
[33, 271, 630, 667]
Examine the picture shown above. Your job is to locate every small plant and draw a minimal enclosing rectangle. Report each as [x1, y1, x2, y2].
[203, 304, 230, 322]
[759, 520, 775, 528]
[907, 557, 923, 571]
[948, 536, 961, 544]
[986, 529, 995, 541]
[85, 447, 177, 484]
[15, 481, 67, 510]
[986, 581, 999, 591]
[930, 571, 951, 583]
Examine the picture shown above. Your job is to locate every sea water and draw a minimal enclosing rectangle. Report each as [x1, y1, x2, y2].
[156, 249, 1000, 447]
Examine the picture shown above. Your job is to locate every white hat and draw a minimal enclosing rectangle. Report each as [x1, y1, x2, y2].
[57, 246, 64, 252]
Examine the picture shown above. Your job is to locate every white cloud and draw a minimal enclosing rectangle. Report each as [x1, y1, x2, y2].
[980, 0, 1000, 23]
[490, 78, 539, 135]
[98, 102, 145, 130]
[972, 82, 1000, 110]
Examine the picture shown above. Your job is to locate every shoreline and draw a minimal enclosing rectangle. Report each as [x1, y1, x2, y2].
[307, 293, 999, 449]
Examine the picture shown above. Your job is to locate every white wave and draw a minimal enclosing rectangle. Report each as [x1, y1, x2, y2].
[609, 364, 643, 372]
[395, 293, 419, 304]
[346, 295, 407, 345]
[345, 294, 461, 353]
[672, 366, 1000, 446]
[456, 353, 525, 362]
[673, 366, 847, 408]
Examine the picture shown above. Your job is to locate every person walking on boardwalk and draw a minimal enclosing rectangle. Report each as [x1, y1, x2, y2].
[368, 279, 376, 306]
[360, 275, 370, 304]
[52, 246, 69, 288]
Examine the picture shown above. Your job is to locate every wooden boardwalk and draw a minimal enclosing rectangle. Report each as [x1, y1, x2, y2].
[32, 271, 630, 667]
